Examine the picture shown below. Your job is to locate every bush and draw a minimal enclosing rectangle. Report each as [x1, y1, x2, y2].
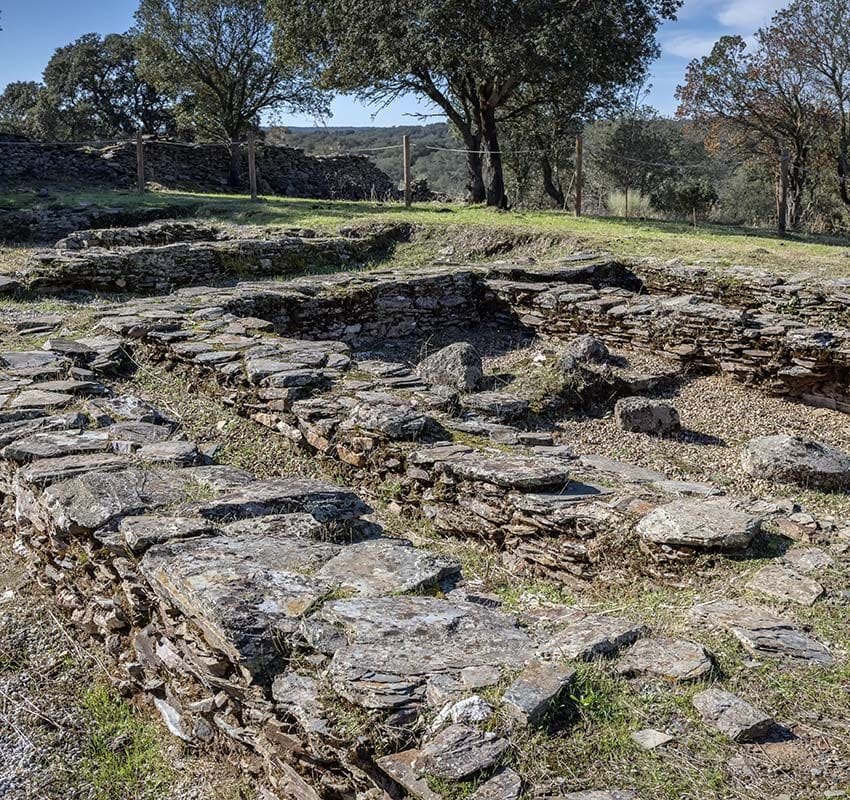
[606, 190, 657, 219]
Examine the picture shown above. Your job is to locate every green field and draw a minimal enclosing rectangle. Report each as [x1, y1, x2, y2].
[3, 188, 850, 277]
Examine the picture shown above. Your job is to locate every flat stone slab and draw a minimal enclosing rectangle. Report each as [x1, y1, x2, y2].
[416, 723, 508, 781]
[448, 452, 570, 490]
[784, 547, 834, 574]
[89, 395, 176, 427]
[197, 477, 370, 523]
[617, 638, 713, 682]
[690, 599, 832, 664]
[118, 515, 217, 554]
[18, 452, 130, 486]
[631, 729, 673, 749]
[313, 538, 460, 596]
[746, 563, 824, 606]
[502, 659, 575, 725]
[376, 750, 441, 800]
[539, 608, 646, 661]
[2, 430, 110, 463]
[350, 400, 430, 440]
[8, 389, 75, 410]
[141, 532, 340, 674]
[578, 454, 666, 484]
[43, 468, 188, 532]
[471, 768, 523, 799]
[692, 687, 773, 742]
[325, 596, 533, 708]
[637, 499, 760, 550]
[742, 435, 850, 490]
[460, 391, 529, 422]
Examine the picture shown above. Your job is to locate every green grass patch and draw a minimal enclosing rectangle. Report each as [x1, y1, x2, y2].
[4, 188, 850, 276]
[80, 685, 171, 800]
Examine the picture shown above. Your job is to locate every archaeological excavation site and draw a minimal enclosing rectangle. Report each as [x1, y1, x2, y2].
[2, 216, 850, 800]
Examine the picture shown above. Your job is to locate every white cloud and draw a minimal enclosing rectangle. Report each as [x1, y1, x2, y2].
[715, 0, 787, 29]
[662, 32, 721, 59]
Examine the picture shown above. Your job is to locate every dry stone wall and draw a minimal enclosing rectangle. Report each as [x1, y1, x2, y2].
[1, 261, 845, 798]
[0, 139, 395, 198]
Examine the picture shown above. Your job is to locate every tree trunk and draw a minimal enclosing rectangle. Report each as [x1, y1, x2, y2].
[540, 155, 564, 208]
[479, 103, 507, 209]
[839, 149, 850, 207]
[789, 162, 805, 229]
[228, 139, 243, 190]
[777, 146, 789, 236]
[463, 133, 485, 203]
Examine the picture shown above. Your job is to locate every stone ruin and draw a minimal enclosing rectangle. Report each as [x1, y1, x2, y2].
[1, 223, 850, 799]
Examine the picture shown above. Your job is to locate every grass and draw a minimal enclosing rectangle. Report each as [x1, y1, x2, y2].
[80, 685, 171, 800]
[3, 187, 850, 277]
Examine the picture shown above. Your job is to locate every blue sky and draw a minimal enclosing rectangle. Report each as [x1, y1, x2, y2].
[0, 0, 786, 125]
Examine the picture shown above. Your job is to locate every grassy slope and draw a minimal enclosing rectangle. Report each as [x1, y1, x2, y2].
[3, 188, 850, 277]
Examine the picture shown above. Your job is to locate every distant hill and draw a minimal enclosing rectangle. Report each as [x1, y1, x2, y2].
[268, 123, 465, 196]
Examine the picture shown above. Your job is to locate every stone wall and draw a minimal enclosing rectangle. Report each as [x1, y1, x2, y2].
[0, 139, 395, 199]
[24, 221, 413, 294]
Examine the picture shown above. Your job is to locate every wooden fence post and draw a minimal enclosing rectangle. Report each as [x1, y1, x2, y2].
[403, 134, 412, 207]
[247, 130, 258, 202]
[574, 134, 583, 217]
[136, 130, 145, 194]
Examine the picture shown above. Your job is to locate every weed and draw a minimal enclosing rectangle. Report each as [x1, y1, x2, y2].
[80, 684, 171, 800]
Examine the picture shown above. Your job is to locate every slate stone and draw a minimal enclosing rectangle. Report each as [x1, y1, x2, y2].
[141, 532, 340, 675]
[9, 389, 75, 410]
[197, 477, 371, 523]
[18, 452, 129, 486]
[690, 599, 832, 664]
[631, 729, 673, 749]
[104, 422, 175, 446]
[0, 275, 21, 294]
[692, 687, 773, 742]
[637, 499, 760, 550]
[3, 430, 111, 463]
[746, 564, 824, 606]
[0, 412, 86, 448]
[448, 452, 569, 490]
[742, 435, 850, 490]
[43, 468, 188, 532]
[376, 750, 441, 800]
[42, 338, 95, 357]
[431, 696, 494, 731]
[417, 342, 483, 392]
[271, 672, 330, 737]
[417, 723, 508, 780]
[539, 609, 646, 661]
[470, 768, 523, 800]
[578, 454, 666, 483]
[350, 401, 430, 440]
[615, 397, 681, 436]
[784, 547, 834, 574]
[460, 392, 529, 422]
[30, 379, 108, 397]
[617, 638, 714, 682]
[325, 596, 533, 708]
[563, 334, 609, 363]
[0, 350, 65, 371]
[118, 515, 217, 554]
[314, 538, 460, 596]
[502, 659, 576, 725]
[136, 440, 203, 466]
[89, 395, 177, 428]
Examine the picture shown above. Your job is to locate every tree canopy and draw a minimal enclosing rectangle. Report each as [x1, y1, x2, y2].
[269, 0, 681, 207]
[136, 0, 327, 186]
